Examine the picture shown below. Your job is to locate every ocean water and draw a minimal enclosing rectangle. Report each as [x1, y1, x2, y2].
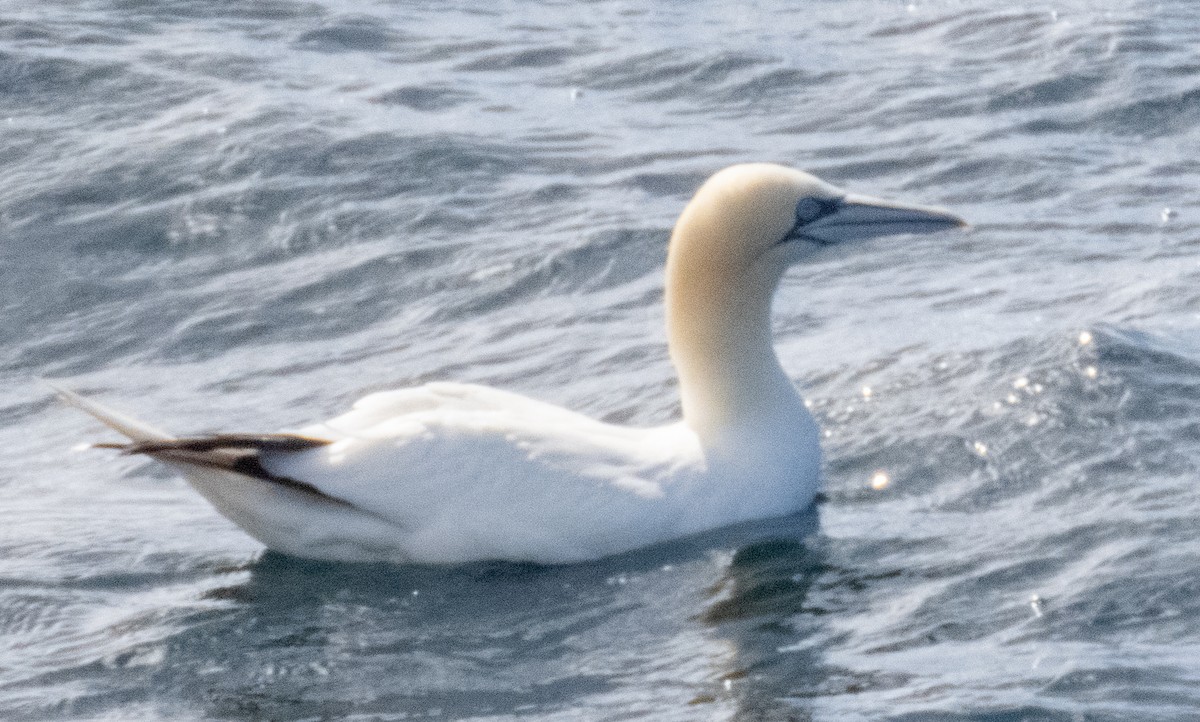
[3, 0, 1200, 719]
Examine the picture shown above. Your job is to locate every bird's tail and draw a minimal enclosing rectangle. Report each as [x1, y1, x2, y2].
[43, 380, 174, 444]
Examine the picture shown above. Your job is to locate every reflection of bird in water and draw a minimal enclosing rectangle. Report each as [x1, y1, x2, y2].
[694, 534, 826, 714]
[53, 164, 964, 564]
[701, 538, 822, 625]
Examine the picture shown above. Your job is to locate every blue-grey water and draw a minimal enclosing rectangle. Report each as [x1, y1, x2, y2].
[3, 0, 1200, 719]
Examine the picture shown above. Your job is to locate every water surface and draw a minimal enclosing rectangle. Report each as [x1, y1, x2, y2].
[3, 0, 1200, 719]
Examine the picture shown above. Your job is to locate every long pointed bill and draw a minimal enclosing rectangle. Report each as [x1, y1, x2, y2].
[803, 192, 968, 245]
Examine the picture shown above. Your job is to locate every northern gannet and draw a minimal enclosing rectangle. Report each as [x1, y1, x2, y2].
[52, 164, 965, 564]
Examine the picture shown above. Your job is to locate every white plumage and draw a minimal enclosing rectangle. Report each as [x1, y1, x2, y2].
[53, 163, 964, 564]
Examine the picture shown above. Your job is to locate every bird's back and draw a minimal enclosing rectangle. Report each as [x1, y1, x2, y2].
[262, 382, 710, 563]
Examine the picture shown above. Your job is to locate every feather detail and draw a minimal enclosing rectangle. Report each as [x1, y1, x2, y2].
[99, 434, 350, 508]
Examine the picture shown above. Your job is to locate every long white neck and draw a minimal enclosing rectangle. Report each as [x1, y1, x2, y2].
[665, 241, 808, 449]
[661, 164, 823, 453]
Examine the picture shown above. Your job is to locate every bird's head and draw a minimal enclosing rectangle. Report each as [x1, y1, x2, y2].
[669, 163, 967, 276]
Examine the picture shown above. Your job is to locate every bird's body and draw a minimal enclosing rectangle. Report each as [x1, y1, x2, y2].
[55, 164, 964, 564]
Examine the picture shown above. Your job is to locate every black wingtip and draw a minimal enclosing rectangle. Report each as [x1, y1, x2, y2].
[122, 434, 332, 455]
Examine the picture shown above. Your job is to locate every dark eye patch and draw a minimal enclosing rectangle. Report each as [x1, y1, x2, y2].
[782, 197, 845, 245]
[794, 197, 841, 226]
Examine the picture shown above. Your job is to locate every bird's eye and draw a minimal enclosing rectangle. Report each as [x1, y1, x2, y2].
[794, 197, 839, 226]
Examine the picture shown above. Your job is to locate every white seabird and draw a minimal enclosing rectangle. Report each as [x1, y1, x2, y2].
[52, 163, 965, 564]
